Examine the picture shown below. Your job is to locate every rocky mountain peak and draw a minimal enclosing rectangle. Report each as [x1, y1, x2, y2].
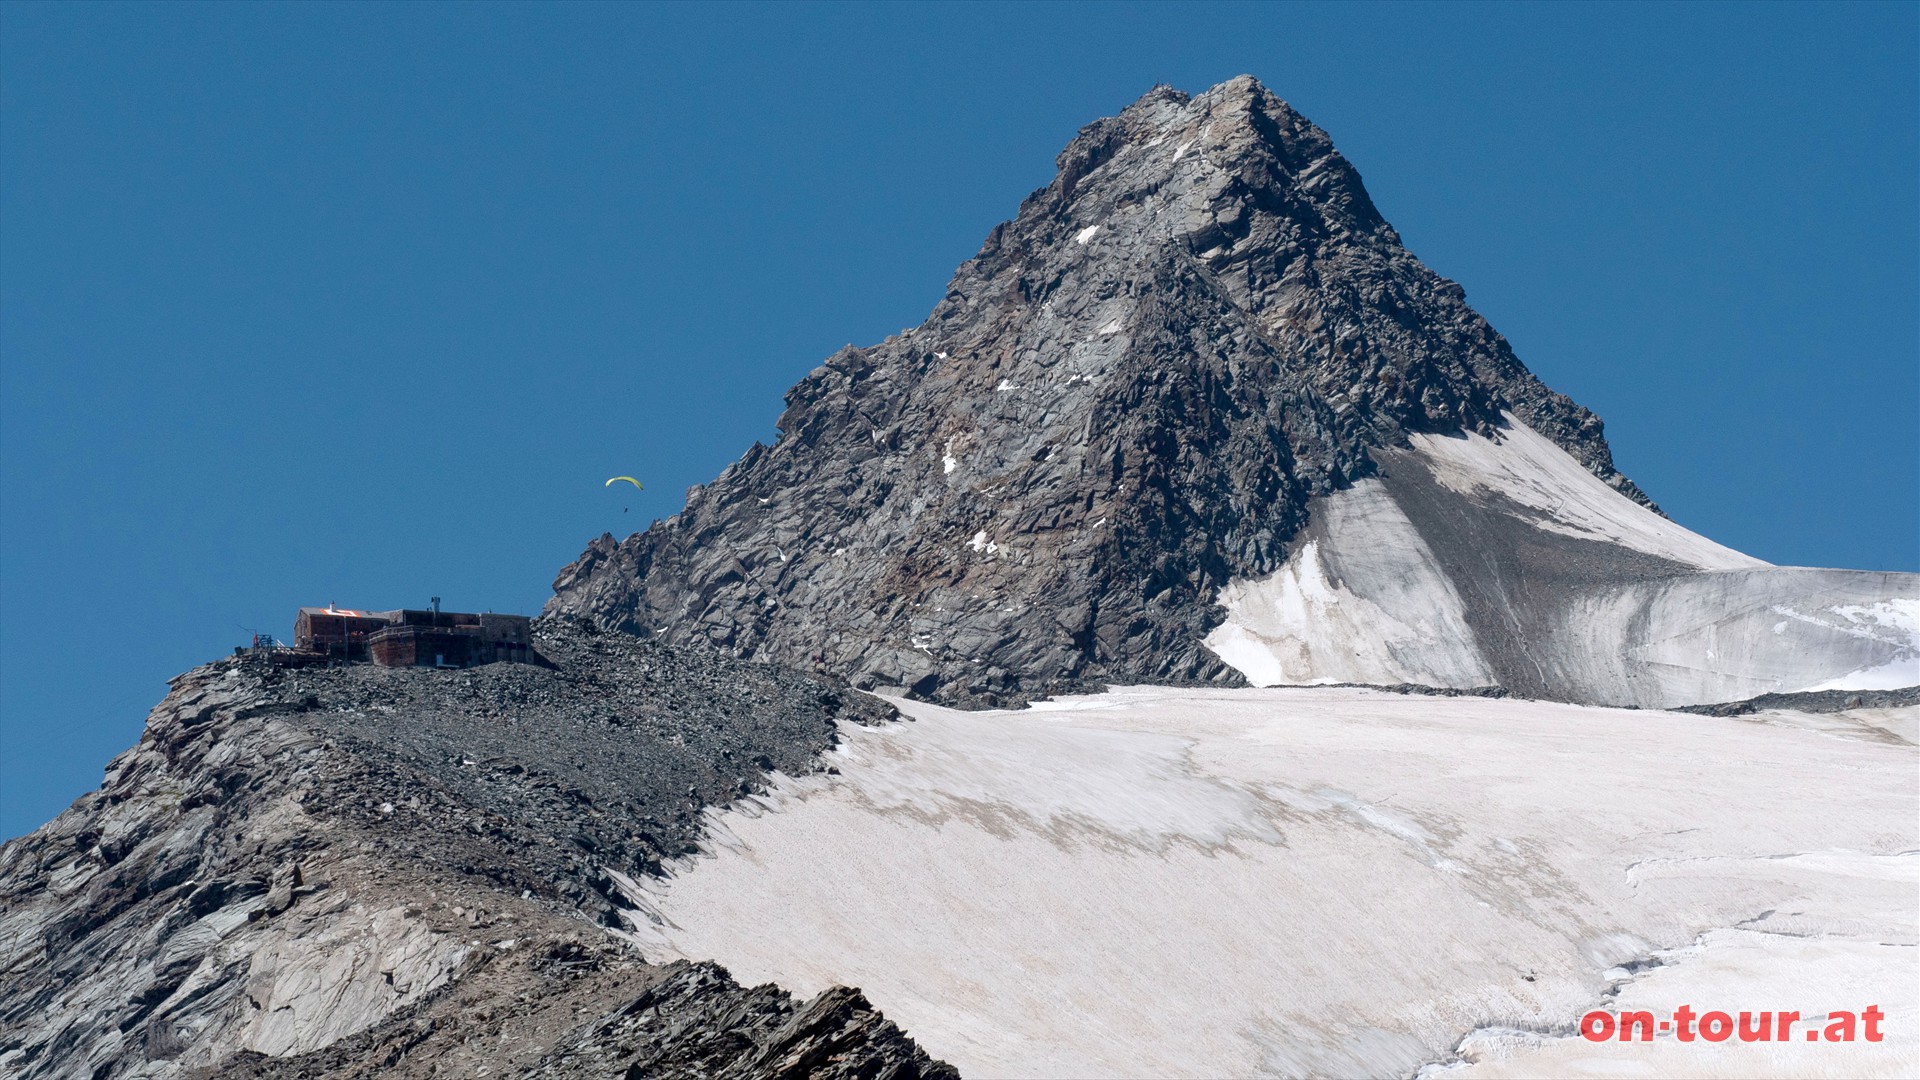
[1039, 75, 1384, 242]
[547, 76, 1651, 705]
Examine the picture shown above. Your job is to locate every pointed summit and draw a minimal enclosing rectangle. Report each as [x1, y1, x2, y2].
[1043, 75, 1386, 237]
[547, 77, 1643, 703]
[549, 78, 1911, 707]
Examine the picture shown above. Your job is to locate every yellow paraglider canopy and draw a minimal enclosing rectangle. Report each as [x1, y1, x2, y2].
[605, 476, 644, 491]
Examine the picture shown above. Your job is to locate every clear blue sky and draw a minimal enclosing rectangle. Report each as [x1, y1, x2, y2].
[3, 2, 1915, 838]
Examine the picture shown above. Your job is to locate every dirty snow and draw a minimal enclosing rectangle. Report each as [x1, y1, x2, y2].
[1548, 570, 1920, 706]
[1203, 419, 1915, 707]
[623, 686, 1917, 1079]
[1433, 919, 1917, 1078]
[1409, 415, 1764, 571]
[1205, 480, 1495, 688]
[1795, 654, 1920, 692]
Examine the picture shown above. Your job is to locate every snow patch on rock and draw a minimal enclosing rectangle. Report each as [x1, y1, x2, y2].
[1409, 416, 1764, 571]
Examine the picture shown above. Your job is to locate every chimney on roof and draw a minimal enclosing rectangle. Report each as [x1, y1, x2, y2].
[431, 596, 441, 614]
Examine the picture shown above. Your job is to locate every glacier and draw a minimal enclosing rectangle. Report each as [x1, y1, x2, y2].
[622, 685, 1918, 1078]
[1205, 415, 1919, 707]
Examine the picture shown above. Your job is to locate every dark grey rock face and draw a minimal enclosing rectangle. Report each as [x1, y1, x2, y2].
[546, 76, 1648, 705]
[0, 623, 944, 1079]
[1675, 685, 1920, 718]
[277, 619, 896, 917]
[521, 960, 959, 1080]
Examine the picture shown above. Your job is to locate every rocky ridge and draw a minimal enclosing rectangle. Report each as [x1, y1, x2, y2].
[0, 622, 949, 1079]
[546, 75, 1651, 705]
[518, 961, 958, 1080]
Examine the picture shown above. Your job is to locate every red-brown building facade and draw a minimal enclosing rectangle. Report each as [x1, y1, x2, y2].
[293, 606, 533, 668]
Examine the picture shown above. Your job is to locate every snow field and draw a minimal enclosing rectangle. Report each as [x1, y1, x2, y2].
[624, 686, 1918, 1078]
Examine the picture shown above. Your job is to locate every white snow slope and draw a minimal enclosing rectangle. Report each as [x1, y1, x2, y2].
[1205, 416, 1920, 706]
[622, 687, 1918, 1079]
[1207, 480, 1497, 689]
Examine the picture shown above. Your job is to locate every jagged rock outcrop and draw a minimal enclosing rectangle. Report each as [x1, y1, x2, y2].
[546, 75, 1649, 705]
[521, 961, 959, 1079]
[0, 622, 949, 1079]
[216, 958, 953, 1080]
